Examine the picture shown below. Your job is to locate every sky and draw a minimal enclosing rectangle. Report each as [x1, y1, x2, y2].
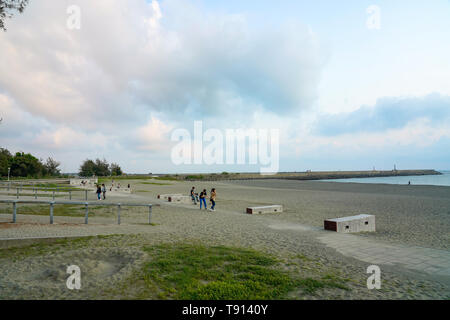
[0, 0, 449, 174]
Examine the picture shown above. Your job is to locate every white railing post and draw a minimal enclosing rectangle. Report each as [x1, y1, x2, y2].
[50, 202, 54, 224]
[148, 205, 152, 224]
[12, 201, 17, 223]
[117, 203, 121, 225]
[85, 190, 88, 201]
[16, 188, 19, 199]
[84, 203, 89, 224]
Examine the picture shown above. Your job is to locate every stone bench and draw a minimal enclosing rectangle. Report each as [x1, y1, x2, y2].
[109, 188, 132, 194]
[324, 214, 375, 233]
[168, 195, 192, 204]
[246, 205, 283, 214]
[157, 193, 183, 200]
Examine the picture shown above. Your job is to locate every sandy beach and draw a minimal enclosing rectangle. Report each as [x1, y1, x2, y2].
[0, 178, 449, 299]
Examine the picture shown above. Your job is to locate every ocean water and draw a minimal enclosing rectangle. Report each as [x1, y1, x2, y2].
[324, 170, 450, 187]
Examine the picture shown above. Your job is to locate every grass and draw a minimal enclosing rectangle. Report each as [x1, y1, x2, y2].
[0, 236, 96, 260]
[0, 192, 67, 198]
[139, 182, 172, 186]
[0, 235, 123, 260]
[154, 176, 178, 181]
[120, 243, 351, 299]
[0, 237, 352, 299]
[137, 243, 295, 299]
[184, 175, 205, 180]
[0, 204, 114, 217]
[98, 176, 159, 183]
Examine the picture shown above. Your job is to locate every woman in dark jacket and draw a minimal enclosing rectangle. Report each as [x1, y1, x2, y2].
[199, 189, 207, 210]
[96, 185, 102, 200]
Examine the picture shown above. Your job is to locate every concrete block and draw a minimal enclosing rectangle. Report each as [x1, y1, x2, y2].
[109, 188, 132, 194]
[157, 193, 183, 200]
[324, 214, 375, 233]
[168, 195, 192, 203]
[70, 178, 98, 187]
[246, 205, 283, 214]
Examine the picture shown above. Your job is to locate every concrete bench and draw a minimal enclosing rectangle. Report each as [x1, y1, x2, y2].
[109, 188, 132, 194]
[168, 195, 192, 204]
[324, 214, 375, 233]
[246, 205, 283, 214]
[157, 193, 183, 200]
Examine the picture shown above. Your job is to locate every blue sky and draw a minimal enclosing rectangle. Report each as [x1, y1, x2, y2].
[0, 0, 449, 173]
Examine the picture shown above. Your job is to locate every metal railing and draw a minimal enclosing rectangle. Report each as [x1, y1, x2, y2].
[0, 185, 92, 201]
[0, 199, 156, 225]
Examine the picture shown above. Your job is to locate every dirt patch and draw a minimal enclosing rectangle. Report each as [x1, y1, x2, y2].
[0, 247, 144, 299]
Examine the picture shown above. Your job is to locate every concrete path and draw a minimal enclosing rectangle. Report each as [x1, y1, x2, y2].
[317, 232, 450, 276]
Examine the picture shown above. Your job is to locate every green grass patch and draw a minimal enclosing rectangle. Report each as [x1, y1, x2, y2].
[153, 176, 179, 181]
[139, 182, 172, 186]
[0, 235, 124, 260]
[119, 243, 352, 299]
[184, 175, 205, 180]
[0, 204, 114, 217]
[139, 243, 295, 300]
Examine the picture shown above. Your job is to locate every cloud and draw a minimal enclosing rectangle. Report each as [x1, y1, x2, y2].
[33, 127, 111, 151]
[0, 0, 324, 132]
[134, 116, 173, 152]
[316, 93, 450, 136]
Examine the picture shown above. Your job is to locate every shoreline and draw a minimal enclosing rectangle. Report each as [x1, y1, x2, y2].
[154, 169, 442, 182]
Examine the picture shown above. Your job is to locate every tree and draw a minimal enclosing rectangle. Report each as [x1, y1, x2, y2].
[110, 163, 123, 176]
[44, 157, 61, 176]
[0, 0, 29, 31]
[79, 159, 96, 177]
[9, 151, 44, 177]
[0, 148, 12, 176]
[79, 158, 113, 177]
[94, 158, 110, 176]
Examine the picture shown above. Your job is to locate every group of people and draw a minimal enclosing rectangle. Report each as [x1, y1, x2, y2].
[96, 182, 132, 200]
[190, 187, 217, 211]
[96, 184, 107, 200]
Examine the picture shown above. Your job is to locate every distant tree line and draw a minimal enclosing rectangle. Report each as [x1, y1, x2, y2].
[0, 147, 124, 178]
[0, 147, 61, 178]
[79, 159, 123, 177]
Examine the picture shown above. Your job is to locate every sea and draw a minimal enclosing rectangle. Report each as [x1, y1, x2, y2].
[323, 170, 450, 187]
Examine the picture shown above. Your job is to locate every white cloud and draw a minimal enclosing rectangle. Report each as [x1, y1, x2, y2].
[33, 127, 110, 151]
[134, 116, 173, 152]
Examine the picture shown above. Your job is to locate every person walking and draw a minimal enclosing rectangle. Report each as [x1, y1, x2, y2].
[96, 185, 102, 200]
[199, 189, 207, 210]
[101, 184, 106, 200]
[209, 188, 216, 211]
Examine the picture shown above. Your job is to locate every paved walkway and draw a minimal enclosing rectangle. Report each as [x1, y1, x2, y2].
[317, 232, 450, 276]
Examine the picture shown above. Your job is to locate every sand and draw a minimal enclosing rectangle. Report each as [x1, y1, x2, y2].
[0, 178, 449, 299]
